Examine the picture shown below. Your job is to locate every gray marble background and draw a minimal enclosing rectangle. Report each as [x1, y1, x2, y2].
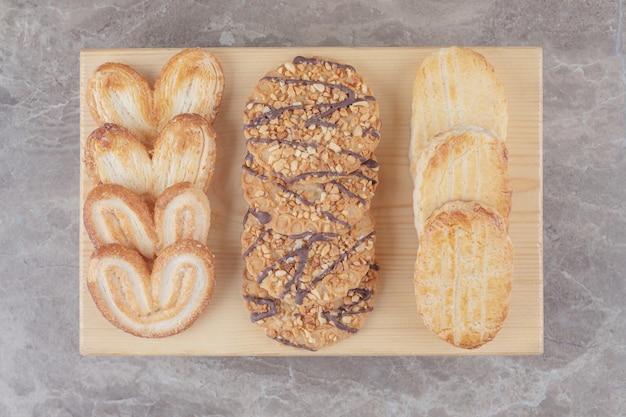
[1, 0, 624, 415]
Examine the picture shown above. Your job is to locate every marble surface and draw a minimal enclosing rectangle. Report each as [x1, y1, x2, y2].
[1, 0, 624, 415]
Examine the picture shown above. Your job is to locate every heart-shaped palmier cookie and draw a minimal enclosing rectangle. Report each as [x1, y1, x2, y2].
[86, 48, 224, 147]
[87, 240, 215, 338]
[84, 182, 211, 260]
[83, 113, 217, 203]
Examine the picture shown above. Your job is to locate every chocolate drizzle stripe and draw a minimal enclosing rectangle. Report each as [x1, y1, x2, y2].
[245, 76, 377, 130]
[323, 306, 374, 333]
[273, 336, 316, 352]
[246, 137, 320, 150]
[292, 56, 357, 72]
[243, 295, 277, 321]
[329, 180, 367, 206]
[242, 228, 270, 259]
[245, 208, 272, 226]
[300, 231, 375, 293]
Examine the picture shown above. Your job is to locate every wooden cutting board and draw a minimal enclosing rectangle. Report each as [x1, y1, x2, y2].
[79, 47, 543, 356]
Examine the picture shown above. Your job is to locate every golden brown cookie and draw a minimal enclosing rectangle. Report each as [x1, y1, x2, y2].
[86, 62, 157, 146]
[412, 125, 512, 235]
[153, 47, 225, 129]
[243, 265, 378, 351]
[86, 48, 224, 146]
[83, 113, 217, 203]
[241, 209, 376, 305]
[410, 47, 508, 177]
[242, 153, 378, 235]
[414, 200, 513, 349]
[244, 56, 381, 182]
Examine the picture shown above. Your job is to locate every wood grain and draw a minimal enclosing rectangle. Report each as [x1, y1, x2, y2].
[79, 47, 543, 356]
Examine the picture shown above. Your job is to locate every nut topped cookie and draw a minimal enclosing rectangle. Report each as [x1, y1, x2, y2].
[243, 56, 381, 182]
[242, 152, 378, 235]
[243, 265, 378, 351]
[241, 56, 381, 350]
[242, 209, 376, 305]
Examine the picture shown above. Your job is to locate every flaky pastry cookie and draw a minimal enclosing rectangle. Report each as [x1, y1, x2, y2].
[84, 183, 157, 259]
[154, 182, 212, 252]
[410, 46, 508, 178]
[86, 48, 224, 146]
[414, 200, 513, 349]
[412, 125, 512, 235]
[84, 182, 211, 259]
[84, 113, 217, 203]
[87, 240, 215, 338]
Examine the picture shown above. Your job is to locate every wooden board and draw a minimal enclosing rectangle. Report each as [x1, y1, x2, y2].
[79, 47, 543, 356]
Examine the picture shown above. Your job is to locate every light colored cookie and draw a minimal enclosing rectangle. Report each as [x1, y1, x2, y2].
[154, 182, 212, 252]
[243, 265, 378, 351]
[242, 153, 378, 235]
[151, 113, 217, 198]
[414, 200, 513, 349]
[410, 46, 508, 177]
[86, 62, 157, 147]
[244, 56, 381, 182]
[412, 125, 512, 235]
[154, 47, 225, 129]
[83, 183, 157, 259]
[83, 123, 154, 200]
[87, 240, 215, 338]
[86, 48, 224, 146]
[83, 113, 217, 203]
[241, 209, 376, 305]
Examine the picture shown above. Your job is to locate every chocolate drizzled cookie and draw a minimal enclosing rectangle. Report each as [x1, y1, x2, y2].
[243, 56, 381, 183]
[241, 56, 381, 351]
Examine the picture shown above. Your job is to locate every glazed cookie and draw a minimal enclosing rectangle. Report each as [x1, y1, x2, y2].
[243, 265, 378, 351]
[241, 209, 376, 305]
[242, 153, 378, 235]
[243, 56, 381, 182]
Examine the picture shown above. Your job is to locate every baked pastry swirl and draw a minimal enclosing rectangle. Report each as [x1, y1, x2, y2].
[83, 48, 224, 339]
[84, 113, 217, 203]
[84, 182, 211, 260]
[87, 240, 215, 338]
[86, 48, 224, 147]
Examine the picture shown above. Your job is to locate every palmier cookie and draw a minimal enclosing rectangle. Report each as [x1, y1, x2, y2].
[87, 240, 215, 338]
[154, 182, 212, 252]
[412, 125, 512, 236]
[243, 265, 378, 351]
[242, 153, 378, 235]
[84, 182, 211, 259]
[241, 209, 375, 305]
[83, 183, 157, 259]
[84, 113, 217, 203]
[243, 56, 381, 182]
[410, 46, 508, 177]
[86, 48, 224, 146]
[414, 200, 513, 349]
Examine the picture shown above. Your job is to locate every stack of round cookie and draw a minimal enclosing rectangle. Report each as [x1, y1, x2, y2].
[409, 47, 514, 349]
[241, 56, 381, 351]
